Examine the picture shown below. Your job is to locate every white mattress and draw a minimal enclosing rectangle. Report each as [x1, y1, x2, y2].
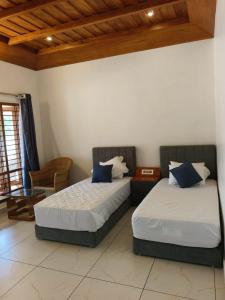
[34, 177, 130, 232]
[132, 179, 221, 248]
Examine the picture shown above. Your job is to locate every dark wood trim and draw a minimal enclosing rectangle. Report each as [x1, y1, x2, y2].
[0, 104, 10, 193]
[0, 102, 18, 106]
[0, 103, 22, 195]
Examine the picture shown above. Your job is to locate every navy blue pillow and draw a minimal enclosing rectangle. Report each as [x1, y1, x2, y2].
[92, 164, 113, 183]
[170, 162, 202, 188]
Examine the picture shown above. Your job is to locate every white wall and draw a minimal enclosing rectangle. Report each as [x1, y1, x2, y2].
[0, 61, 44, 163]
[215, 0, 225, 243]
[38, 40, 216, 182]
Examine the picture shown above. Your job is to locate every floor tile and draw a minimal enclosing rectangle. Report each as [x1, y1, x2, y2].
[0, 258, 33, 297]
[2, 267, 82, 300]
[40, 212, 127, 276]
[1, 235, 60, 265]
[146, 259, 215, 300]
[40, 243, 104, 276]
[0, 221, 34, 255]
[215, 268, 225, 288]
[0, 213, 15, 229]
[216, 288, 225, 300]
[88, 225, 154, 288]
[141, 290, 191, 300]
[121, 207, 135, 226]
[69, 277, 141, 300]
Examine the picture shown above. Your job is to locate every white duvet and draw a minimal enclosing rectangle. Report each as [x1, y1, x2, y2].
[132, 179, 221, 248]
[34, 177, 130, 232]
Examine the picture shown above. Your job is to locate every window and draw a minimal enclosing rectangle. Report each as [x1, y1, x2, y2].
[0, 103, 22, 195]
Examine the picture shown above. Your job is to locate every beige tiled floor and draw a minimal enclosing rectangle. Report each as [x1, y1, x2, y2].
[0, 209, 224, 300]
[88, 225, 154, 288]
[215, 268, 225, 300]
[146, 259, 215, 300]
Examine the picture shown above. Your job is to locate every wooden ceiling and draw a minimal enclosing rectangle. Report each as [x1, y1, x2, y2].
[0, 0, 217, 70]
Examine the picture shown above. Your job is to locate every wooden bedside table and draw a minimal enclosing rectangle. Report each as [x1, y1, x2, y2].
[131, 167, 161, 206]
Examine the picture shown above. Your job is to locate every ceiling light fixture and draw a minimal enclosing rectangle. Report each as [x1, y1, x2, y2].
[147, 10, 154, 17]
[46, 36, 53, 42]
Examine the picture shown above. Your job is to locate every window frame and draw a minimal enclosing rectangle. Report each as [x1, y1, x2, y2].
[0, 102, 23, 195]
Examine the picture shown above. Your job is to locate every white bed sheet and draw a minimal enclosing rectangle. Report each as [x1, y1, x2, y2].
[132, 179, 221, 248]
[34, 177, 130, 232]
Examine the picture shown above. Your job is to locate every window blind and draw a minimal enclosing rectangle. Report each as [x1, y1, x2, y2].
[0, 103, 22, 195]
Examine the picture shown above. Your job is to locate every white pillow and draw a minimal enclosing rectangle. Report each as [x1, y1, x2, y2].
[118, 156, 129, 174]
[170, 161, 205, 166]
[169, 161, 210, 185]
[100, 156, 128, 179]
[121, 162, 129, 174]
[118, 156, 124, 162]
[118, 157, 129, 174]
[205, 166, 211, 180]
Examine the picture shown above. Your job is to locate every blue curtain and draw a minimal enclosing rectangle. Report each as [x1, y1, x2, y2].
[20, 94, 40, 188]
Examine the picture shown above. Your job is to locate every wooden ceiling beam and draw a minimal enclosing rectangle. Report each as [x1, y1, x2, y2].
[0, 41, 36, 70]
[0, 0, 65, 21]
[38, 17, 188, 56]
[186, 0, 217, 36]
[8, 0, 185, 46]
[36, 19, 211, 70]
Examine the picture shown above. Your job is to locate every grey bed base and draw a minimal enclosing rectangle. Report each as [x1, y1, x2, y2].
[36, 197, 130, 247]
[35, 146, 136, 247]
[133, 145, 224, 268]
[133, 238, 223, 268]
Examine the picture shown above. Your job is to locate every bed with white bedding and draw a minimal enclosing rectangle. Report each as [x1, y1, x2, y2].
[35, 146, 136, 247]
[132, 179, 221, 248]
[132, 145, 223, 267]
[35, 177, 130, 232]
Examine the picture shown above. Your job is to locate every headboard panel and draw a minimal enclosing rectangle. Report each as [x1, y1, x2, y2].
[92, 146, 136, 177]
[160, 145, 217, 180]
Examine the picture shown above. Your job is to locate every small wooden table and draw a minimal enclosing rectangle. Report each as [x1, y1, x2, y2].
[131, 167, 161, 206]
[6, 189, 46, 221]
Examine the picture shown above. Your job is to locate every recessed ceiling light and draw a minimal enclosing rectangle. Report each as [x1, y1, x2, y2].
[46, 36, 53, 42]
[147, 10, 154, 17]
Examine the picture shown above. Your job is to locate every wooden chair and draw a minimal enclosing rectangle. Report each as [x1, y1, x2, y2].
[29, 157, 73, 195]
